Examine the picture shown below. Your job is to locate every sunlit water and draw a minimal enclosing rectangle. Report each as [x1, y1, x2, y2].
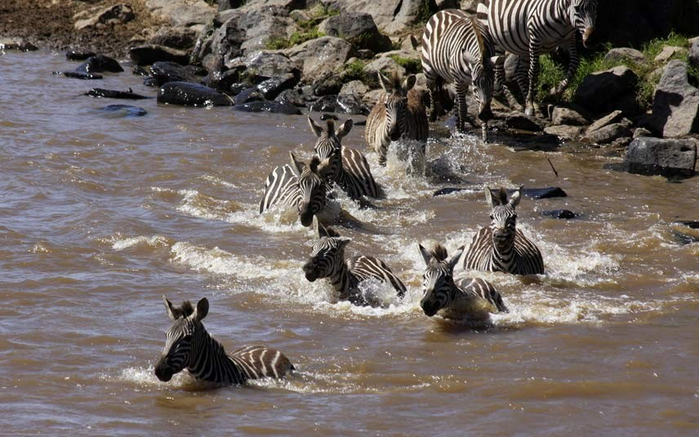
[1, 50, 698, 435]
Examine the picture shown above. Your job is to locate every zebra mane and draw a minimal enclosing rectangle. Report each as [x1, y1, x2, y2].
[470, 16, 487, 62]
[389, 70, 402, 91]
[308, 156, 321, 173]
[431, 244, 449, 262]
[179, 300, 195, 318]
[325, 119, 335, 133]
[494, 187, 508, 205]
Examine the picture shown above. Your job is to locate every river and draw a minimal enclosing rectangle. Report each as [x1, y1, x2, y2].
[1, 50, 698, 436]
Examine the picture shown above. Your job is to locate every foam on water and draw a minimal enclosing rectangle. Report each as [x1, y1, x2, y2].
[108, 234, 173, 251]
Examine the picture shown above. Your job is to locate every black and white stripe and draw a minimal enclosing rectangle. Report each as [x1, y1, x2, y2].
[462, 186, 545, 275]
[365, 72, 429, 166]
[259, 152, 328, 227]
[421, 9, 495, 135]
[419, 243, 507, 321]
[477, 0, 598, 115]
[302, 218, 406, 306]
[308, 116, 381, 200]
[154, 297, 293, 385]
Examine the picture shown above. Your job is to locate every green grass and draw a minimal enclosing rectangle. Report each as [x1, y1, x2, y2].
[265, 29, 326, 50]
[389, 55, 422, 75]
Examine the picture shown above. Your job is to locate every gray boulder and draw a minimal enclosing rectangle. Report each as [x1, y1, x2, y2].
[586, 110, 624, 136]
[130, 45, 190, 66]
[622, 137, 697, 179]
[603, 48, 646, 65]
[551, 106, 589, 126]
[544, 125, 584, 140]
[690, 37, 699, 67]
[0, 37, 38, 51]
[157, 82, 234, 106]
[145, 0, 216, 27]
[506, 112, 545, 132]
[651, 60, 699, 138]
[363, 56, 406, 77]
[654, 45, 687, 63]
[285, 37, 354, 80]
[322, 0, 438, 35]
[74, 4, 134, 30]
[340, 80, 369, 98]
[585, 123, 632, 144]
[318, 12, 392, 53]
[574, 66, 638, 114]
[227, 51, 299, 78]
[149, 27, 198, 50]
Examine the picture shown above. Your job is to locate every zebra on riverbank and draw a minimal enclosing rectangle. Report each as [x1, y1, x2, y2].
[365, 72, 429, 167]
[421, 9, 495, 135]
[419, 243, 507, 321]
[476, 0, 598, 116]
[303, 218, 406, 306]
[259, 152, 328, 227]
[462, 186, 545, 275]
[154, 297, 294, 385]
[308, 116, 381, 200]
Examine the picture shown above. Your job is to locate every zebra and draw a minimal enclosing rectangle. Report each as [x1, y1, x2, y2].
[302, 218, 406, 306]
[421, 9, 495, 137]
[477, 0, 598, 116]
[259, 151, 329, 227]
[154, 296, 294, 385]
[308, 116, 382, 200]
[365, 72, 429, 167]
[419, 243, 507, 322]
[462, 186, 545, 275]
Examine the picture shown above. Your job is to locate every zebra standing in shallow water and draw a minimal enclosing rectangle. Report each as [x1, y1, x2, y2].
[462, 186, 545, 275]
[419, 243, 507, 321]
[154, 297, 293, 385]
[259, 152, 328, 227]
[365, 72, 429, 167]
[421, 9, 495, 136]
[308, 116, 382, 200]
[477, 0, 598, 116]
[303, 218, 406, 306]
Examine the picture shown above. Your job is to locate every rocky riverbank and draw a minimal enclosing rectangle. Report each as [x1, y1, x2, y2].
[3, 0, 699, 179]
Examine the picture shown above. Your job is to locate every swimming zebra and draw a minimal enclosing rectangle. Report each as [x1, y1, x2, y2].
[365, 72, 429, 167]
[154, 296, 293, 385]
[421, 9, 495, 136]
[419, 243, 507, 321]
[302, 218, 406, 306]
[477, 0, 598, 116]
[259, 152, 328, 227]
[462, 186, 545, 275]
[308, 116, 382, 200]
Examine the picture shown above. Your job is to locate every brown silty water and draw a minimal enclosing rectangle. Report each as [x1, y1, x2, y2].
[1, 50, 699, 436]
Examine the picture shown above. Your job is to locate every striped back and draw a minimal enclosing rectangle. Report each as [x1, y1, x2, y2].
[462, 186, 545, 275]
[154, 297, 293, 385]
[366, 72, 429, 166]
[259, 152, 328, 227]
[308, 116, 381, 199]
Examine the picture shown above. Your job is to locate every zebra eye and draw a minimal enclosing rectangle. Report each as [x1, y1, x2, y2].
[489, 214, 494, 220]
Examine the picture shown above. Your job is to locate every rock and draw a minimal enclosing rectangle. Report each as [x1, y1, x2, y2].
[574, 66, 638, 114]
[323, 0, 437, 35]
[145, 0, 216, 27]
[363, 89, 384, 107]
[519, 187, 567, 199]
[651, 60, 699, 138]
[86, 88, 151, 99]
[544, 125, 584, 140]
[339, 80, 369, 98]
[603, 48, 646, 65]
[336, 94, 368, 114]
[256, 74, 298, 100]
[74, 4, 134, 30]
[633, 127, 653, 139]
[233, 100, 302, 114]
[311, 73, 343, 96]
[227, 51, 298, 78]
[285, 37, 354, 80]
[130, 45, 190, 66]
[622, 137, 697, 179]
[542, 209, 577, 219]
[54, 71, 103, 80]
[310, 95, 341, 112]
[66, 49, 96, 61]
[690, 38, 699, 67]
[551, 106, 589, 126]
[99, 104, 147, 117]
[363, 56, 405, 78]
[654, 45, 687, 63]
[150, 61, 200, 85]
[149, 27, 198, 50]
[460, 0, 478, 12]
[356, 49, 375, 60]
[585, 123, 632, 144]
[275, 88, 305, 107]
[676, 220, 699, 229]
[157, 82, 233, 106]
[234, 87, 266, 104]
[671, 230, 699, 245]
[76, 55, 123, 73]
[318, 12, 392, 53]
[506, 112, 545, 132]
[0, 37, 38, 52]
[586, 110, 624, 135]
[432, 187, 466, 197]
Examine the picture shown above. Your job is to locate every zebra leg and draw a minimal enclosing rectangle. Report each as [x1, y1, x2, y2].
[525, 44, 541, 117]
[551, 40, 579, 96]
[454, 81, 468, 133]
[425, 74, 441, 122]
[514, 55, 530, 100]
[494, 57, 523, 111]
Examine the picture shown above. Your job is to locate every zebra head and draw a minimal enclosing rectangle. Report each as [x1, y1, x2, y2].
[569, 0, 598, 47]
[378, 72, 416, 141]
[154, 296, 209, 382]
[308, 116, 353, 184]
[289, 152, 329, 227]
[418, 244, 464, 317]
[303, 218, 349, 282]
[468, 17, 494, 122]
[485, 186, 522, 250]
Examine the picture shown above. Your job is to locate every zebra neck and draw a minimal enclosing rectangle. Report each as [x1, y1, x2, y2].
[490, 234, 515, 262]
[552, 0, 570, 23]
[327, 260, 351, 294]
[188, 331, 243, 384]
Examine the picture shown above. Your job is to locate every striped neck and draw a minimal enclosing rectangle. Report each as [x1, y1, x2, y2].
[187, 328, 244, 384]
[327, 258, 351, 295]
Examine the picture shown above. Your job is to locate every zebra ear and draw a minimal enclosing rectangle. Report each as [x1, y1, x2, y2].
[338, 237, 352, 248]
[484, 186, 501, 208]
[314, 216, 328, 238]
[510, 185, 523, 208]
[163, 296, 181, 320]
[289, 152, 304, 177]
[308, 116, 324, 138]
[193, 297, 209, 322]
[404, 75, 416, 91]
[448, 246, 465, 270]
[335, 119, 353, 139]
[418, 244, 432, 266]
[378, 72, 392, 92]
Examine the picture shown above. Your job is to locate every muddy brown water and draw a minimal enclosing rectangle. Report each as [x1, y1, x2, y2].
[1, 50, 699, 436]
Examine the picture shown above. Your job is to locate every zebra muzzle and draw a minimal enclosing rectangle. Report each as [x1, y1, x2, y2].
[582, 26, 595, 48]
[302, 262, 319, 281]
[154, 359, 175, 382]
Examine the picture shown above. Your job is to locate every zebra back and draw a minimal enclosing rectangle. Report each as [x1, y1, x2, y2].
[259, 164, 298, 214]
[457, 277, 508, 313]
[348, 255, 407, 298]
[229, 345, 294, 380]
